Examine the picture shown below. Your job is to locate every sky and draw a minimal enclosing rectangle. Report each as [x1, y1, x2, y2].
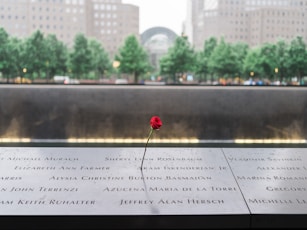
[122, 0, 187, 35]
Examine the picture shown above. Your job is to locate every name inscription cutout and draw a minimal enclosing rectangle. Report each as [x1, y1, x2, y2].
[0, 148, 248, 215]
[224, 148, 307, 214]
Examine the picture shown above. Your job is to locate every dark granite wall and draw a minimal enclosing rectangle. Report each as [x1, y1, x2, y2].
[0, 85, 306, 141]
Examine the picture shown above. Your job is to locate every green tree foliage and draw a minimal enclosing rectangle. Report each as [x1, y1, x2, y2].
[69, 33, 92, 79]
[232, 42, 249, 77]
[195, 37, 218, 82]
[2, 26, 307, 85]
[115, 35, 151, 83]
[208, 38, 240, 78]
[0, 28, 10, 79]
[288, 36, 307, 83]
[0, 29, 27, 81]
[10, 38, 28, 80]
[259, 43, 278, 80]
[89, 39, 111, 79]
[23, 30, 49, 79]
[275, 39, 290, 82]
[243, 48, 262, 77]
[45, 34, 68, 81]
[160, 36, 196, 83]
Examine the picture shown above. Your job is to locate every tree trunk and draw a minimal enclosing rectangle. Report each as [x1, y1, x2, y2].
[173, 74, 177, 84]
[134, 72, 138, 84]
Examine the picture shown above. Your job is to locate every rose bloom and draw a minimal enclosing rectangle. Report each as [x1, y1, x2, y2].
[150, 116, 162, 130]
[141, 116, 163, 170]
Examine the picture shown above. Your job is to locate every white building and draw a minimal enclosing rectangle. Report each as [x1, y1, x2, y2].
[0, 0, 139, 58]
[187, 0, 307, 49]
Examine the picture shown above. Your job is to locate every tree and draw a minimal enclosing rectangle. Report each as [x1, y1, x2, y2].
[288, 36, 307, 83]
[208, 38, 240, 78]
[89, 39, 111, 79]
[23, 30, 49, 79]
[0, 28, 10, 81]
[232, 42, 249, 78]
[194, 51, 206, 82]
[243, 47, 262, 78]
[195, 37, 218, 83]
[69, 33, 92, 79]
[116, 35, 151, 83]
[8, 37, 29, 82]
[0, 28, 28, 82]
[259, 43, 277, 80]
[258, 41, 290, 83]
[275, 39, 290, 83]
[159, 36, 196, 83]
[45, 34, 69, 81]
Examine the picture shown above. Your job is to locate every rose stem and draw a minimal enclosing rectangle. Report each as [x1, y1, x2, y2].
[141, 127, 153, 171]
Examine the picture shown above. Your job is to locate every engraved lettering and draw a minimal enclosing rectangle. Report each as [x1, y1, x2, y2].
[82, 176, 123, 181]
[187, 199, 224, 204]
[0, 200, 14, 205]
[120, 199, 153, 205]
[158, 199, 183, 204]
[296, 199, 307, 204]
[0, 177, 22, 181]
[157, 157, 202, 161]
[103, 187, 145, 192]
[165, 176, 211, 180]
[18, 200, 46, 205]
[39, 187, 79, 192]
[248, 199, 293, 204]
[10, 187, 35, 192]
[58, 166, 77, 170]
[49, 200, 95, 205]
[128, 176, 162, 181]
[163, 166, 214, 170]
[8, 157, 41, 161]
[49, 176, 78, 181]
[80, 166, 110, 171]
[14, 166, 56, 171]
[266, 186, 307, 192]
[257, 166, 301, 170]
[44, 157, 78, 162]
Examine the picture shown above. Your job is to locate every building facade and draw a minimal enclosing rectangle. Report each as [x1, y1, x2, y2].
[0, 0, 139, 58]
[187, 0, 307, 50]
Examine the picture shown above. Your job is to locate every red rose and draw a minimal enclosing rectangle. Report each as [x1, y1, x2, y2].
[141, 116, 163, 171]
[150, 116, 162, 130]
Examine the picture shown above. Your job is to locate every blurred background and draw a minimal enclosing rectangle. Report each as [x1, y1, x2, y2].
[0, 0, 307, 86]
[0, 0, 306, 146]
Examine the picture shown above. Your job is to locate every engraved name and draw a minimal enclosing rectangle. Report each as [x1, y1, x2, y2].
[257, 166, 301, 171]
[266, 186, 307, 192]
[0, 177, 22, 181]
[127, 176, 211, 181]
[6, 157, 78, 161]
[103, 187, 192, 192]
[16, 199, 95, 205]
[119, 199, 224, 206]
[49, 176, 124, 181]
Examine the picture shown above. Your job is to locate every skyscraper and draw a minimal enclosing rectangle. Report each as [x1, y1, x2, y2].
[187, 0, 307, 49]
[0, 0, 139, 58]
